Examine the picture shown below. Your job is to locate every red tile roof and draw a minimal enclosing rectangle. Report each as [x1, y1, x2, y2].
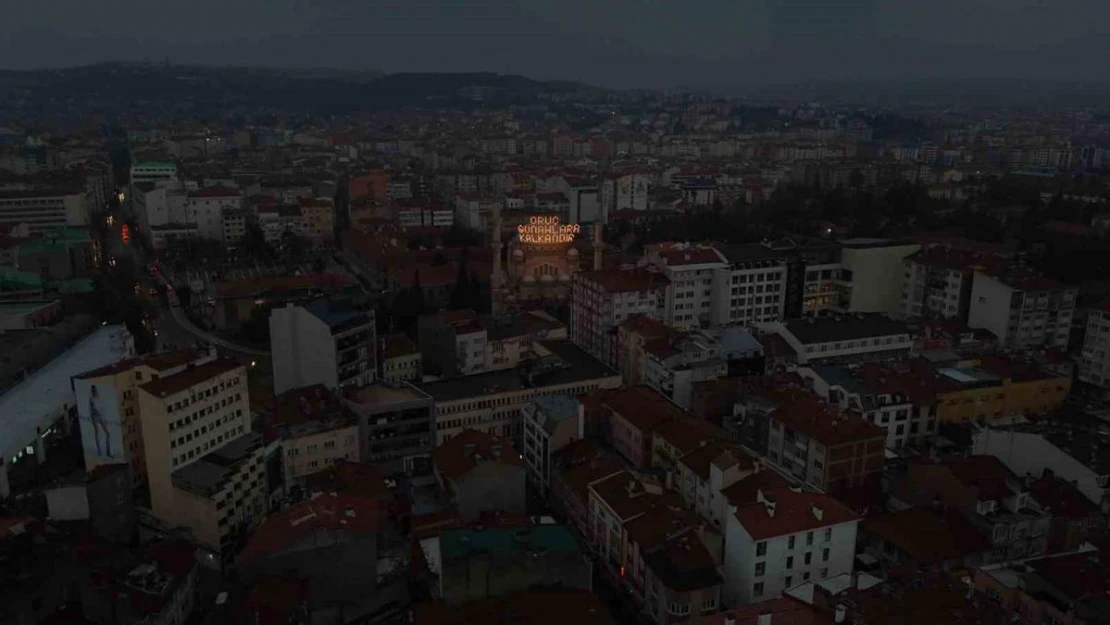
[432, 429, 522, 481]
[382, 332, 420, 359]
[604, 386, 685, 434]
[237, 577, 310, 625]
[861, 507, 991, 562]
[721, 470, 790, 507]
[75, 348, 209, 379]
[1028, 475, 1099, 520]
[772, 398, 886, 447]
[733, 487, 860, 540]
[575, 268, 669, 293]
[658, 247, 726, 266]
[138, 358, 243, 398]
[238, 492, 380, 565]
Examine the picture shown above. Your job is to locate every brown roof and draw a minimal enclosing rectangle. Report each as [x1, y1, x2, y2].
[1028, 475, 1100, 519]
[75, 348, 209, 379]
[977, 354, 1062, 383]
[687, 597, 831, 625]
[604, 386, 686, 434]
[557, 455, 624, 504]
[238, 492, 379, 565]
[235, 577, 310, 625]
[138, 358, 243, 398]
[862, 507, 991, 562]
[575, 268, 669, 293]
[642, 531, 722, 591]
[410, 588, 618, 625]
[679, 440, 754, 481]
[658, 247, 725, 266]
[432, 429, 523, 481]
[619, 314, 672, 338]
[854, 361, 937, 407]
[589, 471, 679, 521]
[941, 455, 1018, 501]
[655, 415, 731, 459]
[302, 460, 389, 501]
[624, 503, 702, 552]
[721, 470, 790, 507]
[382, 332, 419, 359]
[772, 398, 886, 447]
[733, 487, 860, 540]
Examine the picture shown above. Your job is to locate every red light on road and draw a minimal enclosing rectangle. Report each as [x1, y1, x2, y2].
[619, 566, 626, 578]
[121, 224, 131, 243]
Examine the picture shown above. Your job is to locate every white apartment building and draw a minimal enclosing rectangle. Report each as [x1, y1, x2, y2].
[1078, 302, 1110, 392]
[570, 268, 668, 368]
[723, 488, 860, 607]
[838, 239, 921, 315]
[270, 299, 376, 394]
[130, 161, 178, 187]
[600, 171, 650, 216]
[184, 187, 242, 242]
[641, 331, 728, 410]
[642, 244, 728, 330]
[0, 188, 88, 233]
[902, 246, 1011, 321]
[968, 272, 1076, 350]
[521, 395, 582, 498]
[712, 244, 788, 326]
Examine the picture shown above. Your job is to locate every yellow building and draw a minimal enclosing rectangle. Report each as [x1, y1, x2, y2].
[298, 198, 335, 245]
[267, 385, 361, 486]
[73, 348, 217, 482]
[933, 356, 1070, 423]
[137, 358, 267, 561]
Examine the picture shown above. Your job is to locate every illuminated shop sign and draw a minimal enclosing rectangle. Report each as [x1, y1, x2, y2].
[517, 215, 580, 244]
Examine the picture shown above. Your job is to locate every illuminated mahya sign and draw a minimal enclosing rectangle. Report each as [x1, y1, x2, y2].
[517, 215, 581, 244]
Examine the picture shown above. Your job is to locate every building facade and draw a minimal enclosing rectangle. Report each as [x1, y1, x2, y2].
[270, 298, 376, 394]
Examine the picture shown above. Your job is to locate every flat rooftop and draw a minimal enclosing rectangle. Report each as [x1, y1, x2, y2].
[417, 340, 617, 403]
[344, 382, 433, 408]
[172, 432, 262, 495]
[439, 524, 581, 560]
[783, 314, 910, 345]
[0, 323, 131, 462]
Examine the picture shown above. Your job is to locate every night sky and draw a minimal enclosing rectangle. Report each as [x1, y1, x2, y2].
[2, 0, 1108, 88]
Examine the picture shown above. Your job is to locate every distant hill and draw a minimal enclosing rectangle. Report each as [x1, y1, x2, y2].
[0, 63, 600, 119]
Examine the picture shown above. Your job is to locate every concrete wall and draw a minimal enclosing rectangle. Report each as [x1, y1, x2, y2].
[841, 244, 920, 314]
[454, 461, 526, 521]
[271, 305, 337, 394]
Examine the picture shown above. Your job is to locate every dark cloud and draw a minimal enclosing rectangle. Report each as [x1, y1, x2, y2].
[1, 0, 1107, 88]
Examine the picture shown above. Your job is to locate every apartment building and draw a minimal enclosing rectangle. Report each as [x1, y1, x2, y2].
[600, 170, 650, 214]
[73, 348, 217, 482]
[837, 239, 921, 315]
[723, 487, 860, 607]
[901, 245, 1008, 321]
[420, 340, 621, 447]
[642, 330, 728, 410]
[432, 429, 525, 520]
[135, 358, 266, 562]
[270, 298, 376, 394]
[605, 386, 688, 470]
[930, 356, 1071, 423]
[419, 310, 566, 377]
[267, 385, 360, 488]
[766, 398, 886, 496]
[521, 395, 582, 498]
[799, 362, 937, 450]
[642, 244, 728, 330]
[130, 161, 178, 187]
[618, 315, 675, 386]
[758, 314, 913, 365]
[571, 268, 668, 368]
[184, 187, 241, 242]
[712, 244, 789, 326]
[344, 383, 435, 473]
[380, 333, 422, 383]
[298, 198, 335, 245]
[0, 188, 89, 233]
[1078, 301, 1110, 394]
[968, 272, 1076, 350]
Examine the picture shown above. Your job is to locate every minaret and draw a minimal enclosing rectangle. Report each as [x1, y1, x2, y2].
[491, 204, 503, 312]
[592, 221, 603, 271]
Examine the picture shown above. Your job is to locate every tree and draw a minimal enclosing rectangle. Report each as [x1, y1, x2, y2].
[450, 249, 473, 310]
[281, 231, 310, 261]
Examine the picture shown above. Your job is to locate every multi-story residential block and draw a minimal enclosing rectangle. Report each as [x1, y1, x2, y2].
[432, 429, 525, 521]
[550, 440, 623, 539]
[757, 314, 913, 365]
[929, 355, 1071, 423]
[835, 239, 921, 315]
[901, 245, 1009, 321]
[799, 362, 937, 449]
[270, 298, 376, 394]
[184, 187, 241, 242]
[419, 339, 621, 447]
[343, 383, 435, 473]
[298, 197, 335, 245]
[642, 244, 728, 330]
[380, 333, 422, 383]
[642, 330, 728, 410]
[723, 487, 860, 606]
[129, 161, 177, 187]
[0, 187, 89, 234]
[221, 207, 248, 245]
[600, 170, 651, 215]
[712, 244, 788, 326]
[618, 315, 676, 386]
[972, 551, 1110, 625]
[604, 386, 686, 470]
[891, 455, 1051, 563]
[265, 384, 360, 489]
[73, 348, 218, 482]
[1078, 301, 1110, 393]
[766, 397, 886, 497]
[79, 540, 199, 625]
[858, 507, 991, 575]
[419, 310, 566, 377]
[625, 507, 722, 624]
[968, 271, 1076, 350]
[522, 395, 582, 498]
[571, 269, 668, 368]
[1027, 473, 1107, 553]
[135, 358, 265, 563]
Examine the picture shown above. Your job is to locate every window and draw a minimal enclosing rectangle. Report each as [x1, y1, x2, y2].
[753, 582, 764, 597]
[786, 556, 794, 569]
[785, 576, 792, 587]
[805, 552, 812, 565]
[806, 531, 814, 546]
[756, 541, 767, 556]
[788, 535, 795, 549]
[824, 528, 832, 541]
[667, 602, 689, 616]
[754, 562, 765, 576]
[822, 548, 830, 562]
[702, 596, 717, 611]
[820, 568, 828, 578]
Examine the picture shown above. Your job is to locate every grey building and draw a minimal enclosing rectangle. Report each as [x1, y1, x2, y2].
[345, 383, 435, 474]
[432, 429, 526, 521]
[270, 297, 376, 394]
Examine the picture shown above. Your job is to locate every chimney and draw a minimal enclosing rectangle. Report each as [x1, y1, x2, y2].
[835, 605, 846, 624]
[812, 505, 824, 521]
[757, 611, 772, 625]
[724, 617, 736, 625]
